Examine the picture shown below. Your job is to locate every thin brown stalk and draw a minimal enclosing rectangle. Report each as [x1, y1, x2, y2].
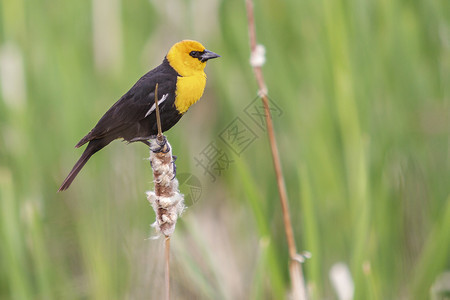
[150, 83, 181, 300]
[154, 83, 164, 143]
[165, 237, 171, 300]
[245, 0, 307, 299]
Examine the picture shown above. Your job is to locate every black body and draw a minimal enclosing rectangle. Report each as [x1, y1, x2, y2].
[59, 58, 181, 191]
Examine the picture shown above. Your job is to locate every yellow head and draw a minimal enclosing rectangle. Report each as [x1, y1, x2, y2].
[166, 40, 220, 77]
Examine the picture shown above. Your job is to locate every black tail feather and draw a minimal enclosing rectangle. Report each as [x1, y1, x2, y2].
[58, 139, 107, 191]
[75, 134, 91, 148]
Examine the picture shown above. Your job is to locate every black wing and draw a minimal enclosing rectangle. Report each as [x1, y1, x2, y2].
[76, 61, 178, 147]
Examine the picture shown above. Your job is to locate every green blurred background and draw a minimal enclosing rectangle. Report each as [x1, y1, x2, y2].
[0, 0, 448, 299]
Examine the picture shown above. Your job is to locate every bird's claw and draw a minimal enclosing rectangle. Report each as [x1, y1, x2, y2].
[171, 155, 177, 179]
[161, 144, 171, 154]
[149, 136, 170, 153]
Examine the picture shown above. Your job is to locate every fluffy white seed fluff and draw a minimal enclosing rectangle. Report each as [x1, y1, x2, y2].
[250, 44, 266, 67]
[147, 138, 185, 237]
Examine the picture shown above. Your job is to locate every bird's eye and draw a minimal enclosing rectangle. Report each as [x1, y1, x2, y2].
[190, 51, 199, 57]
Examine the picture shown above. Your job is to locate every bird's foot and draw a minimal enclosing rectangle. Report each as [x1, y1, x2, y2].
[171, 155, 177, 179]
[149, 135, 170, 153]
[129, 135, 157, 145]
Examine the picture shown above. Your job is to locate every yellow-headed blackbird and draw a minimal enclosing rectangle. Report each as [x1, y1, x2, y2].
[59, 40, 220, 191]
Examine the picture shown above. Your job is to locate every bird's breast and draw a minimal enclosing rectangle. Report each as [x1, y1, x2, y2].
[174, 73, 207, 114]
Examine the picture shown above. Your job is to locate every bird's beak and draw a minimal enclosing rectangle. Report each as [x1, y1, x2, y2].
[200, 49, 221, 62]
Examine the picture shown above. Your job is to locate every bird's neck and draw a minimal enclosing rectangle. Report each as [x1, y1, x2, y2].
[166, 53, 206, 77]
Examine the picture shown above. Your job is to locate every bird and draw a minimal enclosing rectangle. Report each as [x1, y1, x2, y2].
[58, 40, 220, 191]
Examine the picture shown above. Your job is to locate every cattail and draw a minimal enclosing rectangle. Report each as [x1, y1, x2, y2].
[147, 137, 185, 237]
[146, 84, 184, 300]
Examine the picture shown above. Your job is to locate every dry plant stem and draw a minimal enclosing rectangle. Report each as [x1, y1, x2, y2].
[147, 83, 185, 300]
[245, 0, 307, 299]
[165, 237, 171, 300]
[156, 83, 170, 300]
[154, 83, 164, 140]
